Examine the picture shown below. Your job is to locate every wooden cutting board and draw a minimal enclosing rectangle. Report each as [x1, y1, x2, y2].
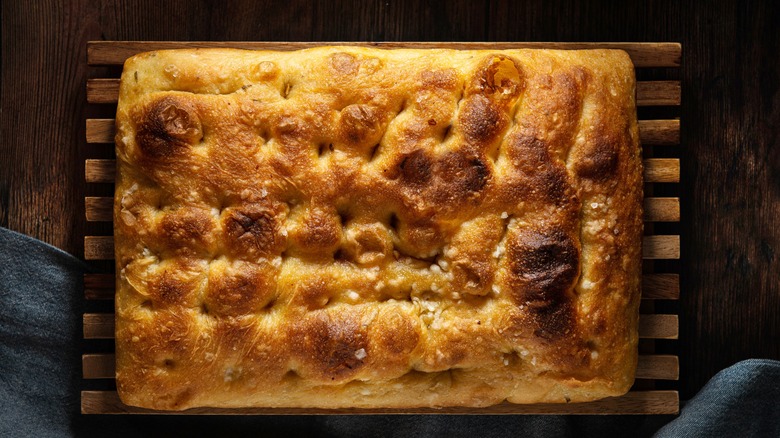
[81, 41, 681, 415]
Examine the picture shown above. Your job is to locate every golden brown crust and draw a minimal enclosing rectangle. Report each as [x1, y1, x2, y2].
[114, 46, 642, 410]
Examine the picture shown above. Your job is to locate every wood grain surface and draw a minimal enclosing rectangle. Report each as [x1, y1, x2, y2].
[2, 0, 779, 403]
[80, 390, 680, 415]
[86, 41, 682, 67]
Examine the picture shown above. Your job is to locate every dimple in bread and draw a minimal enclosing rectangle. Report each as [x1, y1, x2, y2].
[113, 46, 643, 410]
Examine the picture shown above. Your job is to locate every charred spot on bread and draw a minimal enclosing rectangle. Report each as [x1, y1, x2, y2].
[136, 97, 202, 158]
[576, 135, 620, 180]
[289, 311, 368, 382]
[459, 95, 506, 143]
[222, 204, 284, 258]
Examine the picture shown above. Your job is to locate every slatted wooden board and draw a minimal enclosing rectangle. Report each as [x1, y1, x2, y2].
[82, 41, 681, 415]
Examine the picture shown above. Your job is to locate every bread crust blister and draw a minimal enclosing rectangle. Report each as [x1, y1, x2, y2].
[113, 47, 642, 410]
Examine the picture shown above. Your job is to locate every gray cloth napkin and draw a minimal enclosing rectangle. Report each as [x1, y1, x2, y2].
[1, 227, 778, 437]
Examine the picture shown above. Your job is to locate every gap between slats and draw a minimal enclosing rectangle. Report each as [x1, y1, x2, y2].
[85, 197, 681, 222]
[85, 158, 681, 184]
[82, 313, 678, 340]
[80, 390, 679, 415]
[84, 273, 117, 300]
[87, 41, 682, 68]
[82, 353, 678, 381]
[85, 119, 680, 145]
[87, 79, 681, 106]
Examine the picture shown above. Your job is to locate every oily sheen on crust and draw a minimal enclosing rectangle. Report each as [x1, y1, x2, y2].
[113, 46, 643, 410]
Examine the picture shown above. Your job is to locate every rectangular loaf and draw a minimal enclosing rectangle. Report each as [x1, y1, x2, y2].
[113, 46, 643, 410]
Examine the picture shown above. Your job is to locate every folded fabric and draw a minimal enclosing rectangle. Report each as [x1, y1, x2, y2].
[655, 358, 780, 437]
[0, 228, 87, 438]
[1, 227, 777, 437]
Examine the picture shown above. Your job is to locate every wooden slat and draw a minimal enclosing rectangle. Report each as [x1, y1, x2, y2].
[88, 41, 681, 67]
[644, 158, 680, 183]
[643, 197, 680, 222]
[86, 196, 112, 221]
[635, 355, 679, 381]
[635, 81, 681, 106]
[83, 313, 115, 339]
[87, 79, 117, 104]
[85, 159, 115, 183]
[83, 354, 115, 379]
[86, 79, 120, 104]
[638, 119, 680, 145]
[83, 313, 677, 340]
[86, 119, 115, 143]
[86, 118, 681, 145]
[89, 78, 681, 107]
[85, 197, 112, 222]
[80, 352, 679, 381]
[87, 196, 681, 223]
[638, 314, 678, 339]
[641, 273, 680, 299]
[84, 158, 680, 184]
[84, 236, 114, 260]
[643, 235, 680, 259]
[81, 389, 678, 415]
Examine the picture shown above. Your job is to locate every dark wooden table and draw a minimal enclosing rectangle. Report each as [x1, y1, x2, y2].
[2, 0, 778, 401]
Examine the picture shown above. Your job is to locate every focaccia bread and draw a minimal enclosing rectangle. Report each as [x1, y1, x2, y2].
[113, 46, 642, 410]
